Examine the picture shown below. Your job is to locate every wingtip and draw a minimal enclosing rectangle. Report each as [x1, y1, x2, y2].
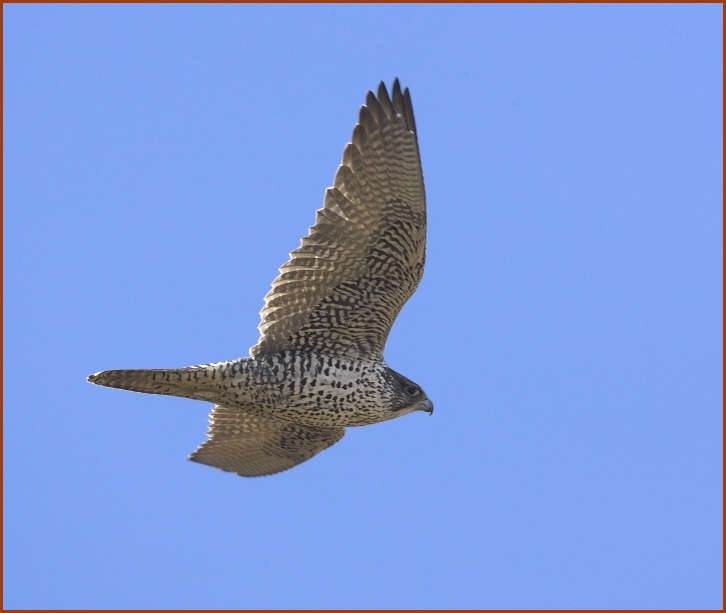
[379, 78, 406, 97]
[376, 79, 415, 130]
[391, 78, 403, 98]
[377, 80, 390, 101]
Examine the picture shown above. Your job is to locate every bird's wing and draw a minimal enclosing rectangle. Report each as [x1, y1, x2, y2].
[250, 80, 426, 361]
[189, 405, 345, 477]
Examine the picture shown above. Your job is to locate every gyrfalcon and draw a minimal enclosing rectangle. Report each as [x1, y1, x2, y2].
[88, 80, 432, 477]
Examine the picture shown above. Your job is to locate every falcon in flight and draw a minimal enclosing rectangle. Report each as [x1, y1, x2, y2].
[88, 80, 432, 477]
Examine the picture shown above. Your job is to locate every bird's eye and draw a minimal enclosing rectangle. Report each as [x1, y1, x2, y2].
[406, 386, 419, 397]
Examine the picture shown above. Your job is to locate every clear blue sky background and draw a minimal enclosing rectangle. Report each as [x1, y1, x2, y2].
[3, 4, 722, 609]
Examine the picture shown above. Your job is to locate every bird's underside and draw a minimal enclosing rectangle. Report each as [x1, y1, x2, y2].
[88, 79, 430, 477]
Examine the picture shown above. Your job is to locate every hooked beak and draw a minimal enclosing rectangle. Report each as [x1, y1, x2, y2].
[418, 398, 434, 415]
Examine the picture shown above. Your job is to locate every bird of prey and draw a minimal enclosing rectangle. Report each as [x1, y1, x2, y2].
[88, 79, 431, 477]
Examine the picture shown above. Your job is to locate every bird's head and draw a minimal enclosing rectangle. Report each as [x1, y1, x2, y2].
[385, 368, 433, 417]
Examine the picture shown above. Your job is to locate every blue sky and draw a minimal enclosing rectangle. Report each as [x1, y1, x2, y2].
[3, 3, 722, 609]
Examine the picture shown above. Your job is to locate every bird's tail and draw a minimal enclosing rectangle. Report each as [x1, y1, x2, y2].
[87, 366, 219, 402]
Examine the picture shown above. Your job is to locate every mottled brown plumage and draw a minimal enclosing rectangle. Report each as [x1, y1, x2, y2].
[252, 81, 425, 360]
[88, 80, 431, 477]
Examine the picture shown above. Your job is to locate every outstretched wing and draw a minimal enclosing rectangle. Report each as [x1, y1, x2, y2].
[189, 405, 345, 477]
[250, 80, 426, 361]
